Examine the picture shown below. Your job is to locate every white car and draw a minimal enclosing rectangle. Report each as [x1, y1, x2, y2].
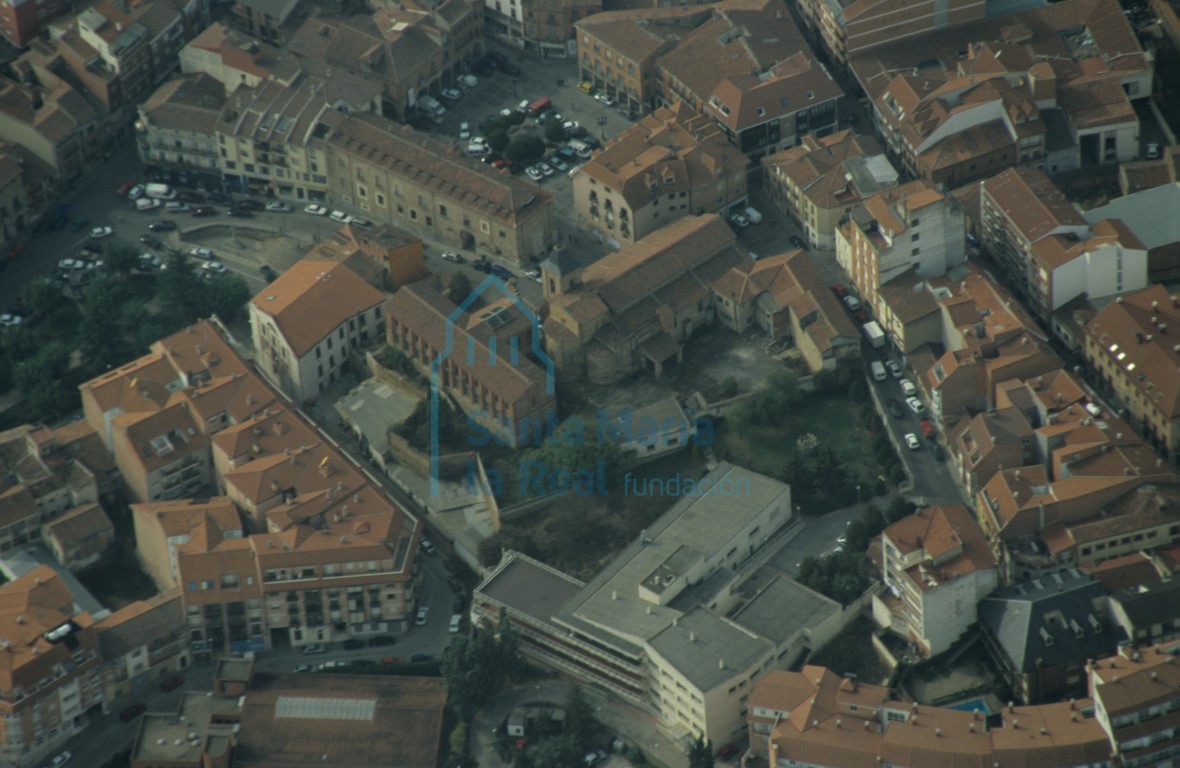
[190, 247, 214, 260]
[201, 261, 228, 275]
[440, 88, 462, 101]
[843, 295, 862, 311]
[458, 74, 478, 89]
[0, 313, 23, 327]
[164, 202, 190, 212]
[517, 99, 530, 112]
[905, 433, 921, 450]
[329, 210, 351, 223]
[524, 269, 541, 283]
[90, 226, 114, 239]
[441, 252, 463, 263]
[50, 752, 73, 768]
[459, 122, 471, 140]
[730, 212, 750, 228]
[135, 198, 161, 211]
[1146, 142, 1161, 159]
[905, 396, 926, 416]
[304, 203, 328, 216]
[302, 644, 326, 655]
[886, 360, 903, 378]
[57, 258, 85, 271]
[595, 93, 616, 106]
[467, 143, 490, 157]
[499, 107, 513, 117]
[266, 201, 292, 212]
[526, 166, 545, 182]
[539, 163, 555, 177]
[128, 185, 145, 200]
[900, 379, 916, 396]
[415, 606, 429, 626]
[563, 120, 580, 132]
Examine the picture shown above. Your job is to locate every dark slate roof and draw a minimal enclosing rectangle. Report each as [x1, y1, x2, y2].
[977, 569, 1121, 673]
[1112, 577, 1180, 629]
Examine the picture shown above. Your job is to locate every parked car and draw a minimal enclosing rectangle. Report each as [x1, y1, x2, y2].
[578, 81, 596, 93]
[117, 181, 136, 197]
[491, 264, 513, 280]
[294, 664, 314, 672]
[234, 199, 265, 211]
[259, 264, 279, 282]
[526, 166, 545, 181]
[57, 258, 85, 272]
[886, 361, 903, 378]
[90, 226, 114, 239]
[351, 217, 372, 229]
[410, 653, 435, 663]
[905, 396, 926, 416]
[539, 163, 555, 177]
[304, 203, 328, 216]
[854, 310, 870, 325]
[730, 212, 750, 228]
[135, 198, 161, 211]
[302, 644, 327, 655]
[595, 93, 615, 106]
[164, 202, 190, 213]
[201, 261, 228, 275]
[452, 594, 466, 613]
[415, 606, 429, 626]
[190, 247, 214, 260]
[160, 675, 184, 692]
[830, 283, 847, 298]
[1147, 142, 1161, 159]
[128, 185, 145, 200]
[584, 751, 608, 767]
[226, 207, 254, 218]
[499, 62, 522, 76]
[449, 614, 463, 634]
[458, 74, 478, 89]
[459, 122, 471, 140]
[920, 420, 935, 439]
[900, 379, 916, 396]
[49, 751, 73, 768]
[118, 703, 146, 722]
[367, 635, 396, 647]
[931, 444, 946, 461]
[843, 295, 861, 311]
[139, 234, 164, 250]
[266, 201, 292, 212]
[441, 252, 464, 263]
[342, 638, 365, 650]
[192, 206, 218, 217]
[887, 399, 904, 419]
[441, 87, 462, 101]
[905, 433, 921, 450]
[148, 219, 177, 232]
[546, 156, 569, 172]
[789, 235, 806, 249]
[718, 744, 741, 760]
[524, 269, 541, 283]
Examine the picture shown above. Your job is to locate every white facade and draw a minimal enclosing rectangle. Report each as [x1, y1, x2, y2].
[1048, 240, 1148, 313]
[875, 200, 967, 288]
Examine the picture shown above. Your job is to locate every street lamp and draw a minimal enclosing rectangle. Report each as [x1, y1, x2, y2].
[856, 485, 862, 504]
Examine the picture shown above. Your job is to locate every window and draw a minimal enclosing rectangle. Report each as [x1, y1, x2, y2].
[439, 204, 448, 218]
[911, 233, 920, 242]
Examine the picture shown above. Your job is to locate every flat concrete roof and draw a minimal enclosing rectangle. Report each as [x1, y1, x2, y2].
[730, 574, 840, 645]
[335, 378, 420, 453]
[478, 554, 585, 626]
[216, 657, 254, 682]
[134, 693, 240, 764]
[647, 606, 771, 692]
[555, 462, 790, 653]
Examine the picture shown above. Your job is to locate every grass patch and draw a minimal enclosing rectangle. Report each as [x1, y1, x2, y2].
[76, 540, 157, 610]
[809, 615, 890, 685]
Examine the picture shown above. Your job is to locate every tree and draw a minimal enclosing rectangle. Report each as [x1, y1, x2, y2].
[440, 608, 525, 721]
[159, 253, 209, 324]
[21, 278, 62, 319]
[717, 377, 738, 398]
[204, 274, 252, 324]
[449, 271, 473, 305]
[106, 243, 140, 277]
[885, 496, 917, 524]
[688, 734, 714, 768]
[505, 135, 546, 166]
[486, 128, 511, 154]
[529, 735, 581, 768]
[448, 721, 469, 763]
[14, 341, 75, 420]
[518, 420, 633, 497]
[564, 685, 594, 750]
[544, 119, 567, 144]
[831, 572, 865, 605]
[79, 274, 133, 367]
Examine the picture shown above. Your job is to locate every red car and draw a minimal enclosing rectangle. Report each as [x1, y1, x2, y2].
[718, 744, 741, 759]
[492, 158, 513, 170]
[831, 283, 847, 298]
[117, 181, 136, 197]
[854, 310, 870, 324]
[920, 420, 935, 439]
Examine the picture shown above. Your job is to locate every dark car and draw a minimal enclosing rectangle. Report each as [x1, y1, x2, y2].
[499, 62, 523, 76]
[485, 51, 508, 66]
[452, 594, 466, 613]
[342, 638, 365, 650]
[160, 675, 184, 692]
[854, 309, 870, 325]
[447, 576, 464, 593]
[207, 192, 231, 204]
[367, 635, 396, 647]
[887, 399, 904, 419]
[176, 190, 207, 203]
[148, 220, 177, 232]
[931, 443, 946, 461]
[119, 703, 146, 722]
[259, 264, 279, 282]
[410, 653, 435, 664]
[139, 234, 164, 250]
[192, 206, 217, 217]
[226, 208, 254, 218]
[234, 199, 265, 211]
[789, 235, 806, 249]
[830, 283, 847, 298]
[718, 744, 741, 760]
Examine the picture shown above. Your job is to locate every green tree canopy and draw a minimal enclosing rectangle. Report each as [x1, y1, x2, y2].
[544, 119, 567, 144]
[505, 135, 546, 166]
[440, 608, 524, 722]
[205, 274, 252, 324]
[688, 735, 714, 768]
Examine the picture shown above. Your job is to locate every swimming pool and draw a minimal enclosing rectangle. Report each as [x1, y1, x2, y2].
[949, 697, 992, 715]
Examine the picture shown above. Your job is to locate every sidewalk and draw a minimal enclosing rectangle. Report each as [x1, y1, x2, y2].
[471, 679, 689, 768]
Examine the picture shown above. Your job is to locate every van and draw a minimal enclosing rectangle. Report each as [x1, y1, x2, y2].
[743, 206, 763, 224]
[144, 183, 176, 200]
[418, 95, 445, 117]
[567, 139, 593, 159]
[449, 614, 463, 634]
[871, 361, 887, 382]
[527, 97, 552, 116]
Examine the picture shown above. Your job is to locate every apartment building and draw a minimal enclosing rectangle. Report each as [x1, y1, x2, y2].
[749, 665, 1111, 768]
[978, 569, 1120, 704]
[762, 130, 897, 250]
[179, 21, 301, 91]
[947, 407, 1035, 497]
[1107, 578, 1180, 648]
[571, 102, 748, 246]
[95, 588, 190, 702]
[1084, 285, 1180, 457]
[0, 0, 69, 46]
[131, 497, 244, 590]
[0, 74, 101, 181]
[850, 0, 1153, 183]
[46, 0, 211, 119]
[1091, 644, 1180, 768]
[476, 463, 848, 748]
[130, 669, 447, 768]
[875, 504, 998, 657]
[796, 0, 987, 68]
[134, 73, 225, 188]
[486, 0, 601, 57]
[322, 111, 555, 265]
[835, 179, 966, 327]
[386, 279, 556, 449]
[229, 0, 302, 45]
[0, 143, 53, 247]
[981, 167, 1148, 320]
[284, 2, 483, 122]
[249, 260, 386, 404]
[542, 214, 745, 382]
[0, 566, 104, 768]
